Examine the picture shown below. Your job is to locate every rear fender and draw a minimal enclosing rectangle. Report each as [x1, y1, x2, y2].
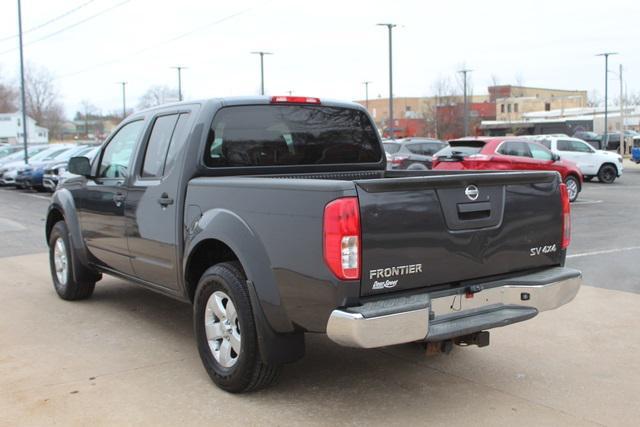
[184, 208, 294, 334]
[184, 208, 304, 365]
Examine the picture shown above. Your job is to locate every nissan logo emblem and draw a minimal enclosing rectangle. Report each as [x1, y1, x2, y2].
[465, 185, 479, 201]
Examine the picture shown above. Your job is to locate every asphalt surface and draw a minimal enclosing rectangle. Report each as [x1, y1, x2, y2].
[1, 162, 640, 426]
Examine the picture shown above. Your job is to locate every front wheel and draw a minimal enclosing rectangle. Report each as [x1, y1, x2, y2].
[48, 221, 95, 300]
[194, 262, 280, 393]
[564, 176, 580, 202]
[597, 164, 617, 184]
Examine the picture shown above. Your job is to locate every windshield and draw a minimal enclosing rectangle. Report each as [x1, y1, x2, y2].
[383, 143, 401, 154]
[1, 146, 48, 163]
[206, 105, 382, 167]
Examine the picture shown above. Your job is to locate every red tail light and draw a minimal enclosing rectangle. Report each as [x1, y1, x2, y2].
[559, 183, 571, 249]
[323, 197, 361, 280]
[271, 96, 321, 104]
[390, 155, 408, 165]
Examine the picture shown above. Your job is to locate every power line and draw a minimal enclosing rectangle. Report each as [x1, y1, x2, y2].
[54, 5, 260, 80]
[0, 0, 98, 43]
[0, 0, 131, 56]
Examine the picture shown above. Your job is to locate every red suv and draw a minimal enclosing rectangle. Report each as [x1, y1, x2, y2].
[432, 137, 583, 201]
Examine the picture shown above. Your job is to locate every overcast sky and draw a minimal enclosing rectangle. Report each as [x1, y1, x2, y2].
[0, 0, 638, 118]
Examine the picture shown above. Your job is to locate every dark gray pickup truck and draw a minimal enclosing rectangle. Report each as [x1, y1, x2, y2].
[46, 96, 581, 393]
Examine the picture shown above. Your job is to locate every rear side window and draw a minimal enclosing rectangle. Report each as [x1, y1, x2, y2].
[383, 143, 401, 154]
[205, 105, 382, 167]
[142, 115, 179, 177]
[163, 113, 191, 174]
[498, 141, 532, 158]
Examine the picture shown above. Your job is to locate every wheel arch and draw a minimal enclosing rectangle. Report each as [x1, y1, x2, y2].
[184, 209, 304, 365]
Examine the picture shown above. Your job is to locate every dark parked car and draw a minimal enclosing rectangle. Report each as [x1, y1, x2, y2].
[572, 131, 602, 149]
[604, 131, 639, 152]
[384, 138, 447, 170]
[46, 96, 581, 393]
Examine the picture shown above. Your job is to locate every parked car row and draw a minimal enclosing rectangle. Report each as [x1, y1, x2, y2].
[0, 144, 99, 192]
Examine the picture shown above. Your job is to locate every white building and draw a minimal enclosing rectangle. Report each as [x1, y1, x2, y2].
[0, 112, 49, 144]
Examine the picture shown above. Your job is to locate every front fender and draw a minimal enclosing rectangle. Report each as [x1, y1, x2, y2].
[48, 189, 99, 283]
[184, 208, 294, 334]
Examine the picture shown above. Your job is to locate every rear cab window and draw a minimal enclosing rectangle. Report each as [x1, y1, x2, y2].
[205, 105, 382, 167]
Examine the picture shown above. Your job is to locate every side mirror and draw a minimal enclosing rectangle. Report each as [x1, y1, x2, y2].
[552, 153, 560, 162]
[68, 156, 92, 177]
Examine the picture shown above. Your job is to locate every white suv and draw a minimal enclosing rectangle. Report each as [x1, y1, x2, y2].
[534, 136, 623, 183]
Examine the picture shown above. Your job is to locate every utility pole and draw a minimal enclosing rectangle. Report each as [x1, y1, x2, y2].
[17, 0, 29, 163]
[117, 82, 127, 119]
[171, 66, 186, 101]
[377, 23, 396, 139]
[459, 68, 473, 136]
[619, 64, 625, 156]
[363, 81, 372, 110]
[251, 51, 273, 95]
[596, 52, 618, 149]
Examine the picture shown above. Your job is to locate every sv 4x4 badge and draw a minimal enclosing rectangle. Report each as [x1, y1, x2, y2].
[530, 244, 557, 256]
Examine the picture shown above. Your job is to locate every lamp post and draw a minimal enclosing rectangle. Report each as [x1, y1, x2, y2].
[117, 82, 127, 119]
[596, 52, 618, 148]
[363, 81, 372, 110]
[171, 66, 187, 101]
[377, 23, 396, 139]
[251, 51, 273, 95]
[458, 68, 473, 137]
[17, 0, 29, 163]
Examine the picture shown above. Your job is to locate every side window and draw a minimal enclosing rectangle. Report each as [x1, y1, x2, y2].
[142, 114, 179, 177]
[499, 141, 532, 158]
[163, 113, 191, 175]
[98, 120, 144, 179]
[570, 140, 594, 153]
[406, 144, 421, 154]
[536, 139, 551, 149]
[528, 143, 553, 161]
[557, 140, 574, 152]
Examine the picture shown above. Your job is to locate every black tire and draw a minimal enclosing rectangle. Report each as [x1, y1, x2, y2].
[406, 162, 428, 171]
[597, 164, 617, 184]
[48, 221, 95, 300]
[194, 262, 280, 393]
[564, 175, 580, 202]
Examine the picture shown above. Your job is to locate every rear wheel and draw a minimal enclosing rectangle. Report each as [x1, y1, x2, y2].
[48, 221, 95, 300]
[597, 164, 617, 184]
[407, 162, 428, 171]
[564, 176, 580, 202]
[194, 262, 280, 393]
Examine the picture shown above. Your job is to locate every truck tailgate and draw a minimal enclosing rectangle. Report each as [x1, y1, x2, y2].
[355, 171, 564, 296]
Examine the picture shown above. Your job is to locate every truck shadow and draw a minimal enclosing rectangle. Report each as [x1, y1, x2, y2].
[88, 277, 471, 401]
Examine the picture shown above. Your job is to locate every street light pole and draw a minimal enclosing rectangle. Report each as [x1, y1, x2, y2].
[459, 69, 473, 136]
[171, 66, 186, 101]
[596, 52, 618, 149]
[363, 81, 372, 110]
[251, 51, 273, 95]
[377, 23, 396, 139]
[117, 82, 127, 119]
[619, 64, 624, 156]
[17, 0, 29, 163]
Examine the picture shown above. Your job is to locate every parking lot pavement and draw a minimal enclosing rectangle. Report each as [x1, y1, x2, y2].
[1, 164, 640, 426]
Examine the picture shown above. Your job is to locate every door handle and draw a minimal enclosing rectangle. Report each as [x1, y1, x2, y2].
[113, 192, 125, 207]
[158, 193, 174, 207]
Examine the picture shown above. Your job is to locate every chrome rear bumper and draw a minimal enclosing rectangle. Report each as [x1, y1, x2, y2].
[326, 267, 581, 348]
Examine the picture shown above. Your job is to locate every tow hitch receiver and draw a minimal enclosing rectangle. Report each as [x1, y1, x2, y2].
[454, 331, 490, 348]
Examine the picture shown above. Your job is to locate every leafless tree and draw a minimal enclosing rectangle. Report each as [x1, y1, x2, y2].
[24, 64, 65, 140]
[0, 69, 18, 113]
[137, 85, 179, 109]
[587, 90, 601, 108]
